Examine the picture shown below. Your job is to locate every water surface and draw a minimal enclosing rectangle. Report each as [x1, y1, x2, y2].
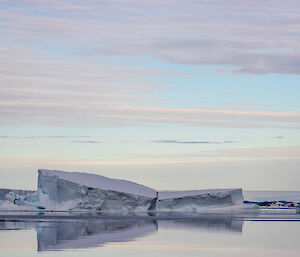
[0, 211, 300, 257]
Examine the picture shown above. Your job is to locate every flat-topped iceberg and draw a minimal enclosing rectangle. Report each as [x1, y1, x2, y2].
[158, 189, 244, 212]
[38, 169, 156, 199]
[0, 169, 246, 212]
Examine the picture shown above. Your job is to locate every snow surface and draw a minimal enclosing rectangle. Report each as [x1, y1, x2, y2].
[38, 169, 156, 198]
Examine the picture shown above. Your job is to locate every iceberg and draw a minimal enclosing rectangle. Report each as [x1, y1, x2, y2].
[158, 189, 244, 212]
[0, 169, 246, 212]
[0, 189, 34, 200]
[35, 169, 156, 211]
[0, 189, 35, 210]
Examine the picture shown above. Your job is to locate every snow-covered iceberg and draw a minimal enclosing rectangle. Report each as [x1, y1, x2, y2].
[0, 189, 35, 210]
[8, 169, 157, 211]
[0, 189, 34, 200]
[0, 169, 246, 212]
[158, 189, 244, 212]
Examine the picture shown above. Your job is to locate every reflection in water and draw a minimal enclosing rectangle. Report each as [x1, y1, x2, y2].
[159, 217, 243, 232]
[36, 219, 158, 251]
[0, 216, 243, 251]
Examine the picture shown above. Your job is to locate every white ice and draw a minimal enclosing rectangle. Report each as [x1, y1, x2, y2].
[0, 169, 247, 212]
[159, 189, 243, 204]
[38, 169, 156, 198]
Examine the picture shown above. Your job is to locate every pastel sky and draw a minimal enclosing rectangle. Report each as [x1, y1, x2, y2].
[1, 0, 300, 191]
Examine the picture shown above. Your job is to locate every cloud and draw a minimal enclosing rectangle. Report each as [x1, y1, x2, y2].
[271, 136, 285, 139]
[0, 135, 91, 139]
[134, 146, 300, 161]
[152, 140, 236, 144]
[71, 140, 104, 144]
[1, 0, 300, 74]
[1, 98, 300, 128]
[2, 145, 300, 166]
[1, 1, 300, 129]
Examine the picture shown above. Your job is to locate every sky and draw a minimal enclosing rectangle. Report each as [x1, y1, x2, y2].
[1, 0, 300, 191]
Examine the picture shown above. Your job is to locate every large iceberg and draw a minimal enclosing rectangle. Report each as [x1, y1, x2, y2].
[36, 169, 156, 211]
[158, 189, 244, 212]
[0, 169, 246, 212]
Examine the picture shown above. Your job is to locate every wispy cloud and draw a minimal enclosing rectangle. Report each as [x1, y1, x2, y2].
[1, 1, 300, 129]
[0, 135, 91, 139]
[71, 140, 104, 144]
[152, 140, 236, 144]
[1, 100, 300, 128]
[1, 145, 300, 164]
[1, 0, 300, 74]
[134, 146, 300, 161]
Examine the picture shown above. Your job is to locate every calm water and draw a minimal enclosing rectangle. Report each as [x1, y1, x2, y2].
[0, 211, 300, 257]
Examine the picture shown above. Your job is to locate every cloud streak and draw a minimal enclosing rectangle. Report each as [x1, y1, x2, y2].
[152, 140, 236, 144]
[1, 99, 300, 128]
[134, 146, 300, 161]
[1, 0, 300, 74]
[0, 135, 91, 139]
[1, 1, 300, 128]
[71, 140, 104, 144]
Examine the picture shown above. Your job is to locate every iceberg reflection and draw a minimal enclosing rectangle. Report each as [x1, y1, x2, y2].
[0, 216, 243, 251]
[159, 217, 243, 232]
[36, 219, 158, 251]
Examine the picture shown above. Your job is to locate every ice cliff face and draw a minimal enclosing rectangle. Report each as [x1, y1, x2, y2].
[158, 189, 244, 212]
[76, 188, 154, 211]
[0, 169, 245, 212]
[36, 169, 156, 211]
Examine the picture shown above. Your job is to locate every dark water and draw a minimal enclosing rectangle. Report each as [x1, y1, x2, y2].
[0, 211, 300, 257]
